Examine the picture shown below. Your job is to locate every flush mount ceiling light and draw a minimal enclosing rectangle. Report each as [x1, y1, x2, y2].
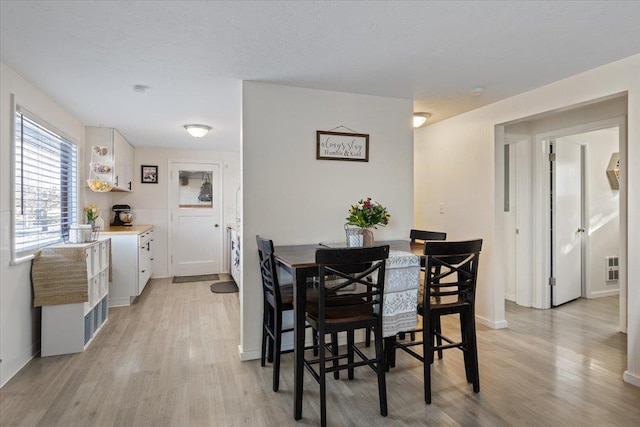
[472, 86, 485, 96]
[413, 112, 432, 128]
[132, 84, 149, 93]
[184, 124, 212, 138]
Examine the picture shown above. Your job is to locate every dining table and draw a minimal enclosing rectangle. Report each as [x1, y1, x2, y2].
[274, 239, 424, 420]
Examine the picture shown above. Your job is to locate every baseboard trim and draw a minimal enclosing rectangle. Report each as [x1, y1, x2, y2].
[586, 289, 620, 299]
[0, 339, 40, 389]
[623, 370, 640, 387]
[108, 296, 131, 307]
[476, 315, 508, 330]
[238, 345, 261, 361]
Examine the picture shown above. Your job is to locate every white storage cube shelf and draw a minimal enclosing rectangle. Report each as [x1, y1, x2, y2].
[40, 239, 111, 357]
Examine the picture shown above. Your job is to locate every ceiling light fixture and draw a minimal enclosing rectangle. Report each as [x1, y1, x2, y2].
[133, 84, 149, 93]
[413, 112, 432, 128]
[184, 124, 212, 138]
[472, 86, 485, 96]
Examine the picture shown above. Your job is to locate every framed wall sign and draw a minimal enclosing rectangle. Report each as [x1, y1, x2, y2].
[316, 131, 369, 162]
[141, 165, 158, 183]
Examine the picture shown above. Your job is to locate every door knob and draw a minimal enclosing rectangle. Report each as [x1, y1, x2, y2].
[215, 224, 219, 228]
[577, 228, 585, 233]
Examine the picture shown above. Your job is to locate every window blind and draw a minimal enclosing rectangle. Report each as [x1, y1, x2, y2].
[14, 108, 77, 256]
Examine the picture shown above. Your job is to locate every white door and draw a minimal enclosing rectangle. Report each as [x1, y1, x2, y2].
[169, 161, 222, 276]
[514, 140, 533, 307]
[551, 139, 583, 306]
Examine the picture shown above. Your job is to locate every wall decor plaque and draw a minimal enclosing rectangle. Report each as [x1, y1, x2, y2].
[316, 131, 369, 162]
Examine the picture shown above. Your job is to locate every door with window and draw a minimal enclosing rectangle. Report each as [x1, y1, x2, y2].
[169, 161, 222, 276]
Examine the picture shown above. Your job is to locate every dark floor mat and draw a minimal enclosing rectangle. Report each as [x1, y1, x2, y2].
[172, 274, 220, 283]
[210, 281, 239, 293]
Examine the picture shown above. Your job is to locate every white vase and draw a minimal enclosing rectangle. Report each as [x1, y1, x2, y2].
[345, 225, 364, 247]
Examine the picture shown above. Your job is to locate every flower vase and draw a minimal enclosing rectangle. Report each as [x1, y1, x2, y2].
[88, 219, 96, 231]
[345, 225, 364, 247]
[363, 228, 374, 247]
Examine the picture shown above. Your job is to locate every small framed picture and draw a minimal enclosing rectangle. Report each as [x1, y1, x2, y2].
[141, 165, 158, 184]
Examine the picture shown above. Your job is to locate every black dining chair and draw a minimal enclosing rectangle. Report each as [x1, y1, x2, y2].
[304, 245, 390, 427]
[403, 230, 447, 345]
[256, 235, 317, 392]
[410, 229, 447, 244]
[386, 239, 482, 404]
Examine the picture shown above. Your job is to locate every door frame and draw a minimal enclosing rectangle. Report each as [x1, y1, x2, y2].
[532, 117, 627, 330]
[167, 159, 224, 278]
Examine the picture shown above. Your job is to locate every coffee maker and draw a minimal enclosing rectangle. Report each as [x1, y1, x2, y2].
[112, 204, 134, 226]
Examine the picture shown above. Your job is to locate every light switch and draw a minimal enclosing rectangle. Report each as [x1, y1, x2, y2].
[439, 203, 445, 214]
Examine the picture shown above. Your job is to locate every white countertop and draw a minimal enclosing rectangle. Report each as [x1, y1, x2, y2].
[100, 224, 154, 235]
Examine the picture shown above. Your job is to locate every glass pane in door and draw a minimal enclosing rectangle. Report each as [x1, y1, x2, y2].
[178, 170, 213, 208]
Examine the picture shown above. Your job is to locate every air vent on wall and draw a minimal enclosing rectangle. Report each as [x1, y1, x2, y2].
[606, 256, 619, 282]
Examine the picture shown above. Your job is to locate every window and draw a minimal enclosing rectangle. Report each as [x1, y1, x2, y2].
[13, 107, 77, 259]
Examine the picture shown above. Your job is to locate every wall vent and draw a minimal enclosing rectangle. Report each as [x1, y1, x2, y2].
[606, 256, 619, 282]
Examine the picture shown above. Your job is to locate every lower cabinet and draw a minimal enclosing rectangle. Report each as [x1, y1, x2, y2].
[38, 238, 110, 357]
[105, 227, 154, 306]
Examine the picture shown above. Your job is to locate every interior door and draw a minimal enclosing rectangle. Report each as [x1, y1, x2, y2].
[170, 161, 222, 276]
[551, 139, 583, 306]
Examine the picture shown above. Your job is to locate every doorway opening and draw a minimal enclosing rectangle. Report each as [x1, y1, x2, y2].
[497, 93, 628, 334]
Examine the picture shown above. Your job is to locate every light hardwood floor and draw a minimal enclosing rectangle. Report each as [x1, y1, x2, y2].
[1, 277, 638, 426]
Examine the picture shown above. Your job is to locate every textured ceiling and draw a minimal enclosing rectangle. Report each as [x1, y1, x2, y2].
[1, 1, 639, 151]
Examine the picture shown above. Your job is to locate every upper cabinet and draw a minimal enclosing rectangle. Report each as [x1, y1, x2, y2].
[85, 127, 134, 192]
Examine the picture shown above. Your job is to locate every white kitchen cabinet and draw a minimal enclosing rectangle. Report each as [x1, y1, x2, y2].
[102, 226, 154, 306]
[138, 229, 154, 293]
[229, 226, 240, 288]
[85, 126, 134, 192]
[37, 238, 110, 357]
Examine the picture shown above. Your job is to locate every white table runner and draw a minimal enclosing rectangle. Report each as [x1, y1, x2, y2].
[382, 250, 420, 337]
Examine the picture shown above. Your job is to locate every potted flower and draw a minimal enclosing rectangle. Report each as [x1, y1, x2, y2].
[84, 204, 100, 230]
[345, 198, 390, 246]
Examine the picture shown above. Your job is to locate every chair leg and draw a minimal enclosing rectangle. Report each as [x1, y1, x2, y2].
[261, 309, 268, 367]
[319, 331, 327, 427]
[424, 316, 433, 404]
[272, 312, 283, 392]
[347, 330, 355, 380]
[374, 326, 388, 416]
[466, 313, 480, 393]
[266, 309, 274, 364]
[331, 332, 339, 380]
[313, 328, 319, 356]
[435, 316, 443, 360]
[384, 336, 396, 370]
[460, 312, 472, 383]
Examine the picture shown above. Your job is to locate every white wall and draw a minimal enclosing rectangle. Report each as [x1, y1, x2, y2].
[109, 148, 240, 278]
[241, 82, 414, 359]
[0, 62, 87, 386]
[414, 54, 640, 386]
